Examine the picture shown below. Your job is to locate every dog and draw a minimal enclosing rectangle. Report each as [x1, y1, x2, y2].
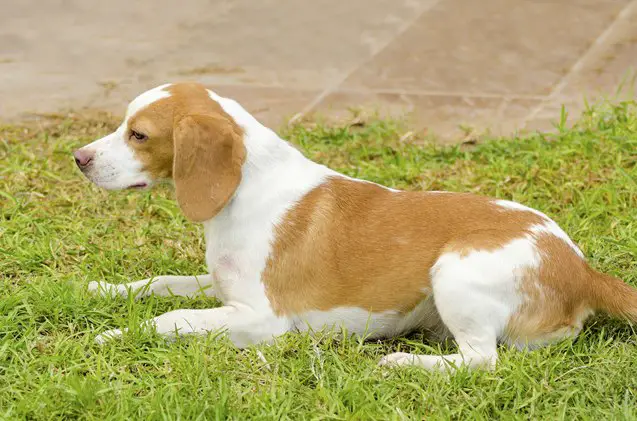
[75, 82, 636, 371]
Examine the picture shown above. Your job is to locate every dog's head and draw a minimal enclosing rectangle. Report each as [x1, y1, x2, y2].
[73, 82, 246, 222]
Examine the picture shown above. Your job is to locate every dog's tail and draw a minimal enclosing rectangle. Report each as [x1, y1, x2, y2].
[588, 269, 637, 323]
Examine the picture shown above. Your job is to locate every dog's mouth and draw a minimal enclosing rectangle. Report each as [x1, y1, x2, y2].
[128, 182, 148, 189]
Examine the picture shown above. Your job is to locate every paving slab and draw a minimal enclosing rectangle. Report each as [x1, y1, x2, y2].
[0, 0, 427, 125]
[340, 0, 627, 95]
[315, 92, 542, 141]
[1, 0, 636, 141]
[525, 0, 637, 131]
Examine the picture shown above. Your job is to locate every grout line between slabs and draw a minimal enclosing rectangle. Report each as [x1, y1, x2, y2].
[522, 0, 637, 127]
[207, 82, 550, 101]
[287, 0, 446, 124]
[335, 87, 548, 101]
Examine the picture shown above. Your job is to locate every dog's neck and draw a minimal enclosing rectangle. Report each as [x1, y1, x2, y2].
[203, 91, 333, 228]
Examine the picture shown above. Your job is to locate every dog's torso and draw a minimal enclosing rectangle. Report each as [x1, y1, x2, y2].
[202, 154, 584, 345]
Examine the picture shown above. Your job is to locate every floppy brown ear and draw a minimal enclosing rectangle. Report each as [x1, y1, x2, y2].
[173, 114, 246, 222]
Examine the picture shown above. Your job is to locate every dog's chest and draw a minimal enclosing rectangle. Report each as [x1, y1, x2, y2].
[203, 217, 275, 307]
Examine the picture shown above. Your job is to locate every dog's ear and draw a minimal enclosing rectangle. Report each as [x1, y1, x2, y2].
[173, 114, 246, 222]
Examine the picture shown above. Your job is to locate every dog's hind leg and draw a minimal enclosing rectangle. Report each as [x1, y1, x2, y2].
[380, 237, 539, 372]
[378, 274, 500, 372]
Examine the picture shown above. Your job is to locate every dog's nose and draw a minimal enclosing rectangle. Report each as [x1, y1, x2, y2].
[73, 149, 94, 168]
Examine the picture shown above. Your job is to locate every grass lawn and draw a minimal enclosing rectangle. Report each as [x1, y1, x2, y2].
[1, 102, 636, 420]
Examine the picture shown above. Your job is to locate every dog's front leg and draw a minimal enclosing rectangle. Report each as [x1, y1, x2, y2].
[95, 303, 291, 347]
[88, 275, 215, 299]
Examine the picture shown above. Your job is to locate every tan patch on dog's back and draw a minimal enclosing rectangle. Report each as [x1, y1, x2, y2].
[262, 177, 546, 316]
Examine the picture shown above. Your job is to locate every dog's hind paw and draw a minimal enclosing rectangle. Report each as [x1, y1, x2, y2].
[88, 281, 126, 298]
[95, 328, 124, 345]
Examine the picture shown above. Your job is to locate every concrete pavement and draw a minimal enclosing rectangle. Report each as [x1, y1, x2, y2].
[2, 0, 636, 141]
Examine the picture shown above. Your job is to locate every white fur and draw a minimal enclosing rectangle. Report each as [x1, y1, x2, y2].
[530, 221, 585, 258]
[124, 84, 171, 121]
[496, 199, 584, 258]
[293, 298, 442, 339]
[494, 199, 548, 218]
[88, 275, 214, 299]
[78, 126, 149, 189]
[294, 307, 401, 338]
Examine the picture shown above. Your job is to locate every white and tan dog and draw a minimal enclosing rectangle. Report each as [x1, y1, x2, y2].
[76, 82, 636, 371]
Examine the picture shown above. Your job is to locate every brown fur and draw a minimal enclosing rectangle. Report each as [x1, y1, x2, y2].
[262, 178, 548, 315]
[263, 176, 637, 341]
[505, 236, 593, 343]
[125, 83, 246, 221]
[506, 233, 637, 343]
[173, 114, 245, 221]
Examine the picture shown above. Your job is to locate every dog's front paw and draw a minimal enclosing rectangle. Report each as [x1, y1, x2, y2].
[378, 352, 418, 368]
[95, 328, 124, 345]
[88, 281, 126, 298]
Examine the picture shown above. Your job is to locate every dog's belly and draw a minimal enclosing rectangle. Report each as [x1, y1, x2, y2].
[291, 297, 447, 340]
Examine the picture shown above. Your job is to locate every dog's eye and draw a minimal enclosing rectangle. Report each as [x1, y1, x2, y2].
[130, 130, 147, 142]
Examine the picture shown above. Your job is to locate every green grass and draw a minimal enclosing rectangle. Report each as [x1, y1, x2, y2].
[1, 102, 636, 420]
